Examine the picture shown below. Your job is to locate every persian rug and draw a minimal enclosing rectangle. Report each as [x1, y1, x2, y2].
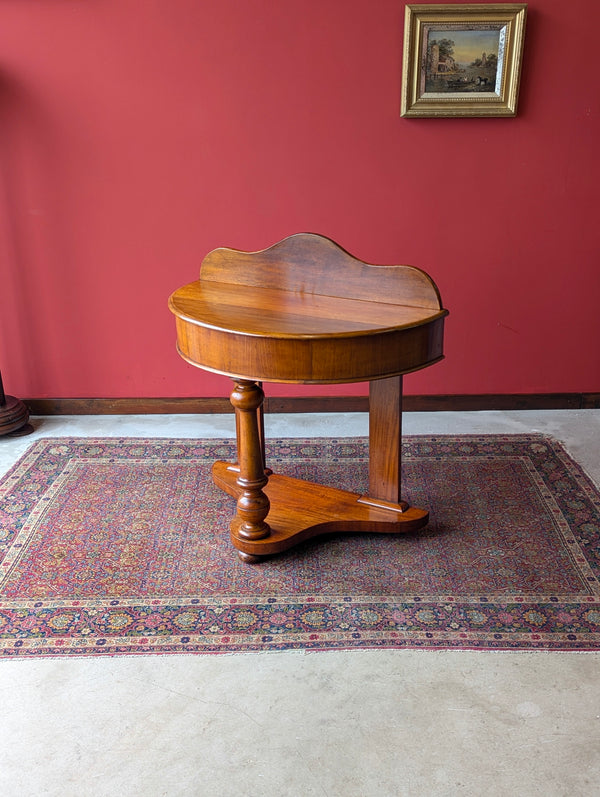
[1, 435, 599, 658]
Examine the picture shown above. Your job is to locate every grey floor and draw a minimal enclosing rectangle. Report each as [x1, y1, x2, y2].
[1, 410, 599, 797]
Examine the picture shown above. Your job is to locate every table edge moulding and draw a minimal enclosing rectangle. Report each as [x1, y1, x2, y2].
[168, 233, 448, 562]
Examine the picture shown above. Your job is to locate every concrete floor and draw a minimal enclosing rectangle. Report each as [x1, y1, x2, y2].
[0, 410, 599, 797]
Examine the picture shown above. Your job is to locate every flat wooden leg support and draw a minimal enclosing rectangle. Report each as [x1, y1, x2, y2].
[369, 375, 403, 503]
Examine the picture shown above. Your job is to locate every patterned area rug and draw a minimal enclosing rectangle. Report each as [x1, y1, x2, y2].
[1, 435, 599, 657]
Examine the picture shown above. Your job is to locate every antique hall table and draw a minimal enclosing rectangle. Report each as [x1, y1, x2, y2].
[169, 233, 448, 562]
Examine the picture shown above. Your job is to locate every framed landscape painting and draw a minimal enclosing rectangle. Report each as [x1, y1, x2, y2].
[401, 4, 527, 117]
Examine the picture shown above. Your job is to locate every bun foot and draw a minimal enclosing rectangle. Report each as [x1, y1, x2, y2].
[237, 551, 265, 564]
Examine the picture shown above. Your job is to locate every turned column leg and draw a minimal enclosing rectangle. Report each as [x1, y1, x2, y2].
[368, 375, 405, 506]
[257, 382, 267, 472]
[230, 379, 271, 562]
[233, 381, 268, 473]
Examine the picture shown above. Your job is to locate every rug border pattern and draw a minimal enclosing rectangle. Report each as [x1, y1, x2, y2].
[1, 434, 599, 656]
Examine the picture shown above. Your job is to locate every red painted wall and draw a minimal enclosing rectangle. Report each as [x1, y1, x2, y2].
[1, 0, 598, 400]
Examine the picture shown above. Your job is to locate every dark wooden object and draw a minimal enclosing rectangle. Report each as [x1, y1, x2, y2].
[0, 369, 31, 437]
[22, 393, 600, 416]
[169, 233, 448, 561]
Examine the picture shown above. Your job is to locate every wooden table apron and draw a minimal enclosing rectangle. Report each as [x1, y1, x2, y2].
[169, 234, 448, 562]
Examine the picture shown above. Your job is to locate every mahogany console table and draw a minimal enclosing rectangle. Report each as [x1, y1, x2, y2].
[169, 233, 448, 562]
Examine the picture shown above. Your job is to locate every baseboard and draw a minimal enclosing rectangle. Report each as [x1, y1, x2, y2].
[23, 393, 600, 415]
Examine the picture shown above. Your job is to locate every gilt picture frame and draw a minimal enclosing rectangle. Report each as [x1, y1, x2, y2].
[401, 4, 527, 117]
